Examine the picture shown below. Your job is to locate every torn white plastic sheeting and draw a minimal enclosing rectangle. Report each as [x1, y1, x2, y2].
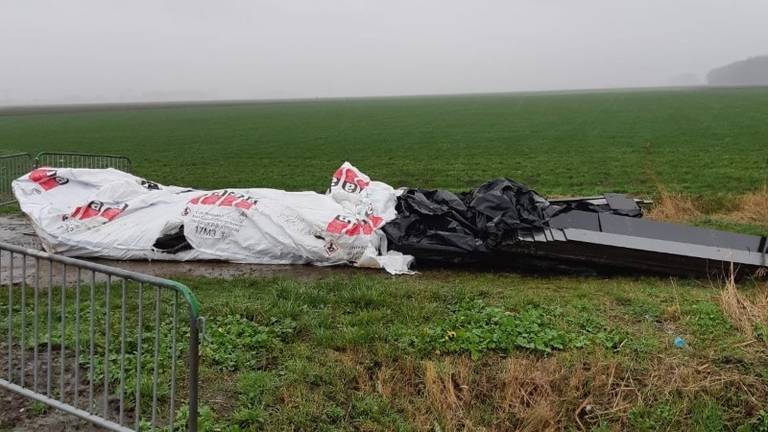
[12, 162, 414, 274]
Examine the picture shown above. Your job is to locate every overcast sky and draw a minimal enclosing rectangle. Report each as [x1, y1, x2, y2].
[1, 0, 767, 105]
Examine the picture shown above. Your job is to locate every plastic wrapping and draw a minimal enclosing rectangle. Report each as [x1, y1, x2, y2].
[13, 163, 413, 274]
[382, 179, 557, 263]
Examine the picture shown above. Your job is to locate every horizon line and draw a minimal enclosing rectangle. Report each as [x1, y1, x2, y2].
[3, 84, 765, 115]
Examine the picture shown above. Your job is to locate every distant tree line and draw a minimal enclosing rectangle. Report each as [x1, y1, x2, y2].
[707, 55, 768, 86]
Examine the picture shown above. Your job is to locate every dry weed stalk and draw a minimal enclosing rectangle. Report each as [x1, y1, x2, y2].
[335, 346, 768, 430]
[647, 188, 701, 222]
[718, 266, 768, 341]
[725, 189, 768, 226]
[422, 359, 473, 431]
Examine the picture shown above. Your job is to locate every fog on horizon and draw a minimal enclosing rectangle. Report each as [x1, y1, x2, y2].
[1, 0, 767, 106]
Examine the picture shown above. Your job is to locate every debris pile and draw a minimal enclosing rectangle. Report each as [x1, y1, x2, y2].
[384, 180, 766, 276]
[13, 163, 767, 277]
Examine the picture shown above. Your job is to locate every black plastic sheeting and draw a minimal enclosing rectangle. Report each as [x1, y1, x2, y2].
[382, 179, 548, 263]
[153, 226, 192, 254]
[382, 178, 629, 264]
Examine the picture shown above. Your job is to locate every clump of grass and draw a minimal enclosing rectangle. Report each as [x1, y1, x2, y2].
[645, 186, 766, 235]
[419, 300, 571, 358]
[422, 358, 473, 430]
[413, 356, 570, 431]
[719, 269, 768, 343]
[647, 188, 702, 222]
[496, 356, 563, 431]
[725, 188, 768, 226]
[401, 353, 767, 431]
[203, 315, 296, 371]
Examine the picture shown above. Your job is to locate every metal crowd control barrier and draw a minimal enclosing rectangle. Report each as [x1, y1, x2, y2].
[0, 153, 34, 205]
[0, 242, 200, 431]
[35, 152, 133, 173]
[0, 152, 132, 206]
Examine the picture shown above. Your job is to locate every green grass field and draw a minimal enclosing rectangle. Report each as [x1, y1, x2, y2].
[2, 87, 767, 196]
[2, 88, 768, 431]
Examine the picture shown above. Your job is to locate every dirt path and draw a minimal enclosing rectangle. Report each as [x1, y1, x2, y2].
[0, 349, 108, 432]
[0, 390, 105, 431]
[0, 215, 40, 250]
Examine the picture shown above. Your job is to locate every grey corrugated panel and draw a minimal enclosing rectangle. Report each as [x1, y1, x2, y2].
[598, 213, 763, 252]
[532, 230, 547, 242]
[549, 210, 601, 231]
[548, 195, 604, 203]
[549, 195, 653, 206]
[563, 228, 767, 267]
[518, 229, 535, 242]
[551, 229, 567, 241]
[604, 193, 641, 213]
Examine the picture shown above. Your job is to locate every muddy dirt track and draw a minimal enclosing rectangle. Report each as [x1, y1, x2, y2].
[1, 349, 112, 432]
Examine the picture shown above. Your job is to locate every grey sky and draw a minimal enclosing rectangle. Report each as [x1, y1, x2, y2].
[1, 0, 767, 105]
